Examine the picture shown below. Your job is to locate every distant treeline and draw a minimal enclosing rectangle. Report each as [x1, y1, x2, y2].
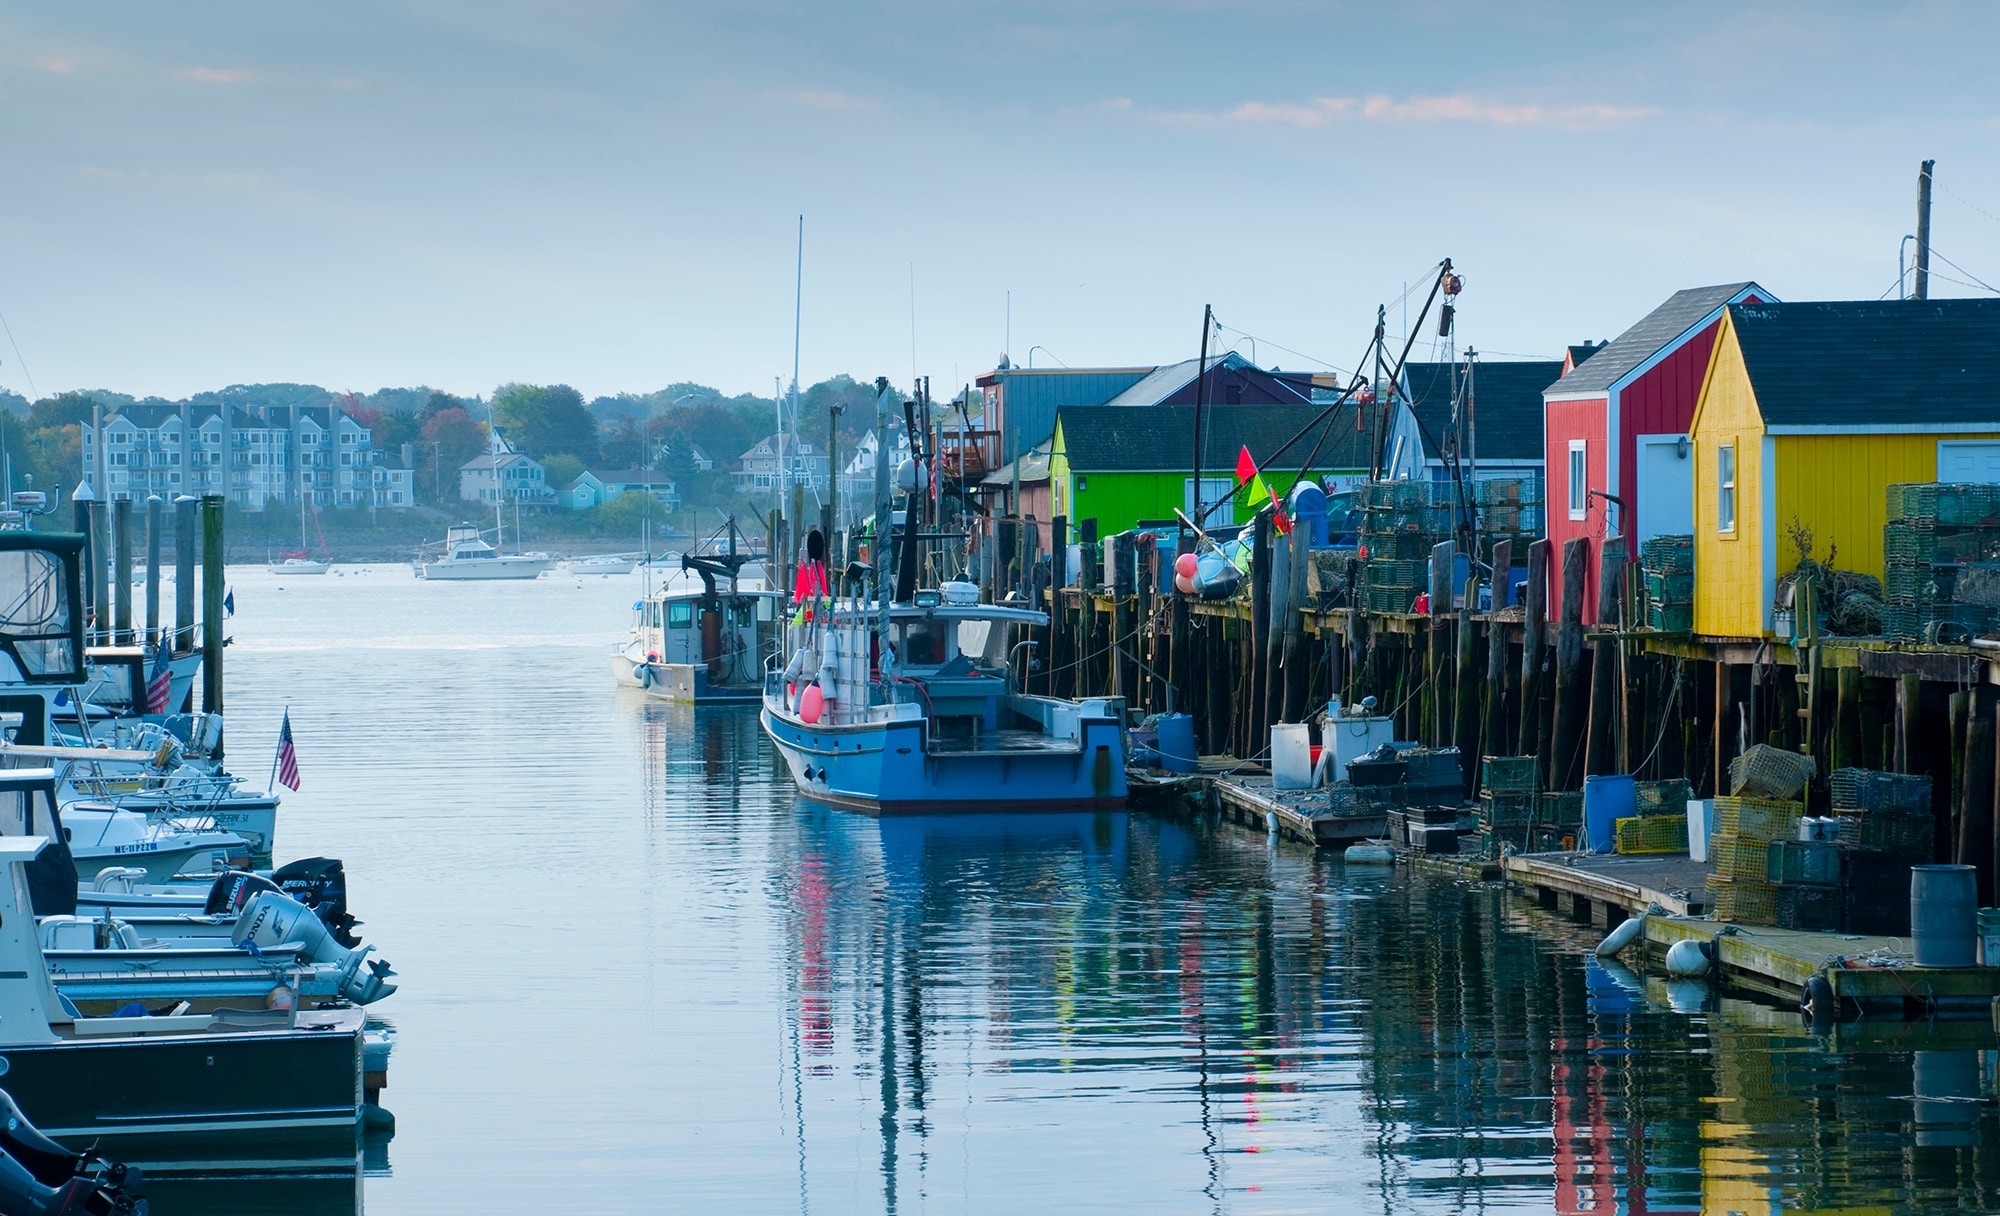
[0, 374, 902, 509]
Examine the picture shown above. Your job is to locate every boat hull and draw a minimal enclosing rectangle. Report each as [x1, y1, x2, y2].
[760, 705, 1126, 813]
[0, 1010, 364, 1159]
[419, 556, 555, 580]
[643, 663, 761, 704]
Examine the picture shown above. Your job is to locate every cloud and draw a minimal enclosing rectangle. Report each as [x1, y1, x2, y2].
[38, 55, 77, 74]
[1151, 92, 1654, 131]
[177, 67, 253, 84]
[774, 89, 884, 113]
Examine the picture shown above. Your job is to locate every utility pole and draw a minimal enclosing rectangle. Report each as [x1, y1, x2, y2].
[1915, 159, 1935, 301]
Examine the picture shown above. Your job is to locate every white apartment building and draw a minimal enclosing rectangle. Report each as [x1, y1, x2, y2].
[80, 404, 412, 510]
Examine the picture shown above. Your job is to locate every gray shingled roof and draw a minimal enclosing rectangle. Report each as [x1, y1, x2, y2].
[1730, 298, 2000, 428]
[1099, 351, 1312, 409]
[1056, 404, 1375, 472]
[1548, 282, 1766, 395]
[1403, 360, 1564, 463]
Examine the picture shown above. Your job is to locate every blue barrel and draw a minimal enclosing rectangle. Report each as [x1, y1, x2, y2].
[1288, 482, 1328, 547]
[1911, 864, 1977, 966]
[1582, 774, 1635, 853]
[1155, 714, 1197, 774]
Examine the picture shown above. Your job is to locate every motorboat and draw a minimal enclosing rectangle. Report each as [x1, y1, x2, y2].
[416, 524, 555, 580]
[568, 554, 638, 575]
[45, 717, 280, 863]
[612, 552, 780, 703]
[760, 583, 1127, 813]
[0, 836, 375, 1154]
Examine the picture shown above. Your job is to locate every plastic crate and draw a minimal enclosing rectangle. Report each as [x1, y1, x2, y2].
[1834, 811, 1933, 856]
[1480, 756, 1538, 794]
[1541, 791, 1585, 829]
[1615, 815, 1688, 854]
[1728, 745, 1816, 800]
[1648, 604, 1694, 633]
[1776, 885, 1842, 931]
[1828, 769, 1933, 815]
[1639, 534, 1694, 573]
[1709, 878, 1780, 925]
[1634, 778, 1692, 817]
[1710, 832, 1772, 882]
[1478, 791, 1537, 827]
[1713, 797, 1803, 842]
[1766, 839, 1841, 886]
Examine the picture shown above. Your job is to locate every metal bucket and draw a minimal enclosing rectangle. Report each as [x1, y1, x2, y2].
[1910, 864, 1978, 967]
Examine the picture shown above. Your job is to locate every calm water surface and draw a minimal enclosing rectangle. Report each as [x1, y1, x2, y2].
[149, 566, 2000, 1214]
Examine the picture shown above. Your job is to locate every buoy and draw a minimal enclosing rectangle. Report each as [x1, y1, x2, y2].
[1595, 915, 1646, 957]
[1800, 974, 1836, 1030]
[1174, 552, 1198, 580]
[1664, 939, 1712, 978]
[637, 665, 653, 688]
[1344, 843, 1394, 865]
[800, 684, 824, 724]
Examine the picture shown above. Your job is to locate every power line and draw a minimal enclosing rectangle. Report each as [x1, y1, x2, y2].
[0, 308, 37, 400]
[1940, 181, 2000, 227]
[1928, 249, 2000, 295]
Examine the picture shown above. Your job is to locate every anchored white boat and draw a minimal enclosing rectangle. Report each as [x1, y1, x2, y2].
[569, 554, 639, 575]
[268, 556, 330, 575]
[613, 552, 780, 702]
[417, 524, 556, 580]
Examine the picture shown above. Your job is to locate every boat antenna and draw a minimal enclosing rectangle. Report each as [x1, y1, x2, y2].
[1187, 305, 1212, 546]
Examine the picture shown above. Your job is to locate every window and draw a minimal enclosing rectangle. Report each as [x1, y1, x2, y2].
[1717, 443, 1736, 534]
[1567, 440, 1587, 521]
[667, 602, 694, 629]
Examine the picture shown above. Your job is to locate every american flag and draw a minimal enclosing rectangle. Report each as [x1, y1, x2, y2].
[144, 647, 173, 715]
[275, 711, 301, 791]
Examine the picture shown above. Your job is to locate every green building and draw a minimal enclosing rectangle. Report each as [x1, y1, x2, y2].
[1048, 403, 1377, 539]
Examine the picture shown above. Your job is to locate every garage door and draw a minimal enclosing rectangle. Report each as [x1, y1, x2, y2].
[1938, 440, 2000, 483]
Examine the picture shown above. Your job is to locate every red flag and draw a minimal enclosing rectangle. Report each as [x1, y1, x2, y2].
[1234, 446, 1257, 485]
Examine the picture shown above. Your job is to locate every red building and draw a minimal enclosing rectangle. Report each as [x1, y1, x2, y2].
[1541, 282, 1770, 621]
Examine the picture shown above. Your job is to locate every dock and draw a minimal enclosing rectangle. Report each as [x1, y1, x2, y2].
[1504, 851, 1708, 920]
[1640, 915, 2000, 1017]
[1210, 774, 1389, 847]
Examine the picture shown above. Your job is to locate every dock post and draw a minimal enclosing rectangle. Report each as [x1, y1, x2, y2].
[174, 496, 197, 657]
[1482, 545, 1511, 796]
[1549, 537, 1589, 790]
[1518, 540, 1547, 760]
[112, 497, 133, 646]
[1454, 573, 1480, 781]
[1048, 515, 1067, 697]
[1585, 536, 1622, 776]
[1249, 511, 1272, 756]
[1281, 519, 1308, 723]
[200, 494, 225, 750]
[1956, 689, 1996, 902]
[1835, 667, 1864, 772]
[89, 498, 109, 648]
[1897, 673, 1922, 773]
[144, 496, 162, 649]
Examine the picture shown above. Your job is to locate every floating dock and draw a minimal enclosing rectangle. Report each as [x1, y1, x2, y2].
[1209, 774, 1387, 847]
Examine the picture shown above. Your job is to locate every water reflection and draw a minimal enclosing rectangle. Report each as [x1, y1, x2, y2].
[754, 800, 2000, 1214]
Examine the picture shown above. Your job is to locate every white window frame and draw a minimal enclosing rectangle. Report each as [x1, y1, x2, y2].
[1717, 443, 1736, 535]
[1567, 440, 1587, 521]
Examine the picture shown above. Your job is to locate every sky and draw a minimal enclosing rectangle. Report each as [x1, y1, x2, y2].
[1, 1, 1997, 403]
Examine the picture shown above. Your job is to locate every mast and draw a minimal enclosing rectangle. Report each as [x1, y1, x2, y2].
[1188, 305, 1211, 543]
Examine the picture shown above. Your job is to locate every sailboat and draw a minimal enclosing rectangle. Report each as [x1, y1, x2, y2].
[269, 482, 329, 574]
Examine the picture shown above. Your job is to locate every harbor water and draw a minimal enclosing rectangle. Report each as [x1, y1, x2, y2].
[182, 567, 1997, 1214]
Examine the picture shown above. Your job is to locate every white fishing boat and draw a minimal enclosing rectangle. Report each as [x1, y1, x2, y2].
[417, 524, 555, 580]
[568, 554, 639, 575]
[612, 552, 780, 702]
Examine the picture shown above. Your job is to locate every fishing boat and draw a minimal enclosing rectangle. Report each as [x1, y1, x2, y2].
[759, 583, 1127, 813]
[0, 836, 375, 1154]
[568, 554, 639, 575]
[416, 524, 555, 580]
[612, 551, 781, 702]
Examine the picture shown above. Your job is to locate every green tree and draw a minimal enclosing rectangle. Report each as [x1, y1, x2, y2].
[421, 407, 488, 504]
[490, 383, 598, 463]
[541, 453, 585, 489]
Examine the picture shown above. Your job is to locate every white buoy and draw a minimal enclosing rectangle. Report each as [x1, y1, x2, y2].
[1344, 843, 1394, 865]
[1665, 939, 1712, 978]
[1595, 915, 1646, 957]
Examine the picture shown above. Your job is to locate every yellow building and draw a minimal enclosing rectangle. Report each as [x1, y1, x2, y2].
[1689, 299, 2000, 638]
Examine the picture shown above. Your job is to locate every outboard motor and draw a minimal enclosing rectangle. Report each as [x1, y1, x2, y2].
[232, 890, 396, 1005]
[203, 871, 281, 916]
[271, 857, 360, 949]
[0, 1089, 145, 1214]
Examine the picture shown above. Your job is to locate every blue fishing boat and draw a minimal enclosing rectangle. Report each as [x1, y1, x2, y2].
[759, 586, 1127, 813]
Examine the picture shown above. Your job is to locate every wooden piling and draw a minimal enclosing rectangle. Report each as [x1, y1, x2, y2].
[1453, 574, 1480, 782]
[174, 496, 196, 657]
[1549, 538, 1589, 790]
[1584, 537, 1622, 776]
[1959, 688, 1996, 903]
[1249, 512, 1272, 756]
[199, 495, 225, 745]
[1518, 540, 1548, 760]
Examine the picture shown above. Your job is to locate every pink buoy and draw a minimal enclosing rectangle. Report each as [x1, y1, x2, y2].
[1175, 552, 1198, 579]
[800, 683, 825, 724]
[1175, 573, 1197, 595]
